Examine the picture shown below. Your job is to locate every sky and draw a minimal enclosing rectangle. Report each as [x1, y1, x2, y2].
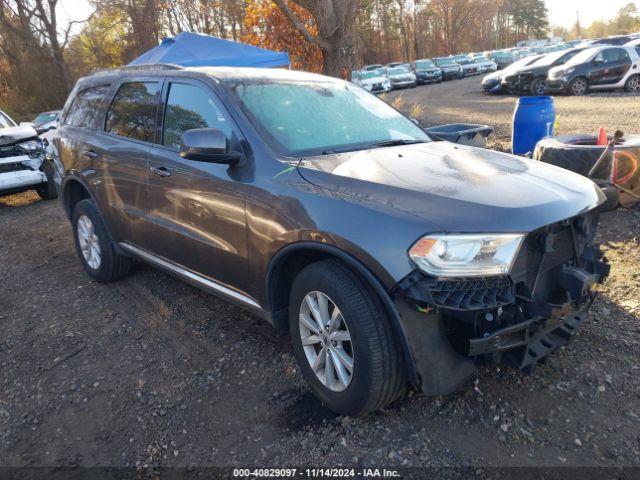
[58, 0, 640, 35]
[545, 0, 639, 29]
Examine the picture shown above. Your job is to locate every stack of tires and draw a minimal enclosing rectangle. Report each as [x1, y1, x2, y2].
[533, 134, 640, 208]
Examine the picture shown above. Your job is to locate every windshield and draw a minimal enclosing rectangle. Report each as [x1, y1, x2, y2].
[0, 111, 15, 129]
[229, 80, 430, 157]
[389, 67, 410, 75]
[415, 60, 435, 69]
[564, 48, 598, 66]
[504, 55, 541, 73]
[435, 58, 456, 66]
[34, 112, 58, 126]
[361, 71, 382, 80]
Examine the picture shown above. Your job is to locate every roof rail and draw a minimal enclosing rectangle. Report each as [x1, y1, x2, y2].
[91, 63, 184, 76]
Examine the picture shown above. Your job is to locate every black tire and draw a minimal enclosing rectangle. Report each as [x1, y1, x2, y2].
[289, 260, 405, 417]
[35, 159, 58, 200]
[533, 134, 640, 208]
[71, 199, 132, 283]
[568, 76, 588, 96]
[529, 77, 546, 96]
[624, 74, 640, 93]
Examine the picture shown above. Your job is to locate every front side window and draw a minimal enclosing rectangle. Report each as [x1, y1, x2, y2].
[105, 82, 159, 142]
[65, 86, 109, 128]
[162, 83, 230, 149]
[229, 80, 430, 157]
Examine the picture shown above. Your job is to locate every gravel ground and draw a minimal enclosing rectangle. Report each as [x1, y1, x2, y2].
[387, 75, 640, 151]
[1, 76, 640, 475]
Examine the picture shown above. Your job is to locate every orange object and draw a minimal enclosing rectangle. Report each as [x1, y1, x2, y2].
[597, 127, 608, 146]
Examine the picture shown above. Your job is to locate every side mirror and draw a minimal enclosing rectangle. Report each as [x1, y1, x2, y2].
[179, 128, 241, 165]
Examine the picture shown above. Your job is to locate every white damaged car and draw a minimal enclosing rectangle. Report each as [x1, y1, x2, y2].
[0, 109, 57, 200]
[356, 70, 391, 94]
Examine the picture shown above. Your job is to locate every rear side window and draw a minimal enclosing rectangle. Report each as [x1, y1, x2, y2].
[105, 82, 160, 142]
[598, 48, 630, 63]
[162, 83, 231, 149]
[64, 86, 109, 128]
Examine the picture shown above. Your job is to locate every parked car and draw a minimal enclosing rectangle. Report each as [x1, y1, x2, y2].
[363, 64, 383, 71]
[33, 110, 60, 131]
[451, 54, 479, 76]
[0, 109, 57, 199]
[434, 57, 464, 80]
[470, 53, 498, 74]
[411, 58, 443, 84]
[546, 46, 640, 95]
[53, 65, 611, 416]
[387, 66, 417, 89]
[356, 70, 391, 93]
[482, 54, 544, 93]
[588, 35, 635, 46]
[502, 47, 587, 95]
[488, 50, 515, 69]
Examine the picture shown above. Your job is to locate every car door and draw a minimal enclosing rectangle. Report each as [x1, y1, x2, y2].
[89, 79, 161, 244]
[145, 77, 249, 292]
[604, 48, 632, 85]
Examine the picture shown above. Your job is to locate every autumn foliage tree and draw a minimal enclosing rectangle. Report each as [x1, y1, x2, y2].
[242, 0, 322, 72]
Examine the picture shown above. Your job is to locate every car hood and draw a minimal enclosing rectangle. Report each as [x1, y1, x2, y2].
[0, 124, 38, 147]
[438, 65, 459, 71]
[416, 68, 440, 74]
[297, 142, 604, 233]
[389, 73, 414, 80]
[360, 77, 386, 85]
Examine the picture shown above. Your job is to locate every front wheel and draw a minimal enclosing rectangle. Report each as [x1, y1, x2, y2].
[529, 77, 546, 96]
[568, 77, 588, 96]
[289, 260, 405, 417]
[35, 159, 58, 200]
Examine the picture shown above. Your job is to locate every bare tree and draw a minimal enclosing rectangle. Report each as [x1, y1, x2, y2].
[272, 0, 361, 77]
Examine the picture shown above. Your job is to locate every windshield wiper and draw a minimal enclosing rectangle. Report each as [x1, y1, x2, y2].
[320, 139, 425, 155]
[366, 139, 426, 148]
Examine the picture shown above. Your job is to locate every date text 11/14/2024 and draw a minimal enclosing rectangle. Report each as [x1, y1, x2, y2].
[233, 468, 401, 478]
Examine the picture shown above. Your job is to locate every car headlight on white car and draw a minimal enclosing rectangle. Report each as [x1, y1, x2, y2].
[409, 233, 524, 277]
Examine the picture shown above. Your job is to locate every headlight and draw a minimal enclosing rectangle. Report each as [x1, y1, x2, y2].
[18, 140, 41, 152]
[409, 233, 524, 277]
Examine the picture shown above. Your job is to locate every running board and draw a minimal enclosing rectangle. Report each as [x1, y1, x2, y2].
[119, 242, 262, 310]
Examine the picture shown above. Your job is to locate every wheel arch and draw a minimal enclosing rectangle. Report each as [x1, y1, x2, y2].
[61, 174, 126, 256]
[265, 241, 419, 385]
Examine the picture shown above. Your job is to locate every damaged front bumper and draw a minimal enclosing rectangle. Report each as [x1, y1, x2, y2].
[393, 211, 610, 395]
[0, 154, 46, 194]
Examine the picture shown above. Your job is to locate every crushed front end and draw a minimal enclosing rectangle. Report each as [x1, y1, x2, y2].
[0, 128, 47, 195]
[394, 210, 609, 395]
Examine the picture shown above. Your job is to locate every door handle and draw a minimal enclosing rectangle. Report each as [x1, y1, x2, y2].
[83, 150, 98, 158]
[150, 166, 171, 177]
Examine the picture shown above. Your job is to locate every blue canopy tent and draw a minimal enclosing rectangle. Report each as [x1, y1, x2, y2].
[128, 32, 290, 68]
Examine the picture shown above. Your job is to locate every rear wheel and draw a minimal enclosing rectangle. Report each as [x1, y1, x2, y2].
[289, 260, 405, 417]
[625, 74, 640, 93]
[72, 199, 131, 283]
[569, 77, 588, 96]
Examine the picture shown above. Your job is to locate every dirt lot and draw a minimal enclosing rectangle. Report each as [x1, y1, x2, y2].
[388, 75, 640, 151]
[1, 76, 640, 475]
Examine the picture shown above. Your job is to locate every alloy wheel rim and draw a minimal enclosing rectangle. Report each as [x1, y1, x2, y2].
[299, 291, 354, 392]
[533, 81, 545, 95]
[630, 77, 640, 91]
[573, 80, 586, 95]
[77, 215, 101, 270]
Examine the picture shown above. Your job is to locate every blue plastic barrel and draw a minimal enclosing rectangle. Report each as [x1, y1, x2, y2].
[512, 96, 556, 155]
